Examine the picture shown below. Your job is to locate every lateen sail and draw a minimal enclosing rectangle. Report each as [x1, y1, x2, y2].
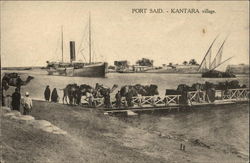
[199, 49, 212, 72]
[210, 39, 226, 69]
[212, 57, 233, 71]
[198, 36, 232, 73]
[200, 35, 235, 78]
[198, 36, 217, 72]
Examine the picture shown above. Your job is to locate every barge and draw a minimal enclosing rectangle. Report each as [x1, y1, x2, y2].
[82, 88, 249, 115]
[32, 88, 249, 116]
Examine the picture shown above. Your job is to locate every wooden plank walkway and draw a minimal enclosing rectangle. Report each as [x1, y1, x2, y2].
[31, 88, 249, 115]
[103, 100, 248, 114]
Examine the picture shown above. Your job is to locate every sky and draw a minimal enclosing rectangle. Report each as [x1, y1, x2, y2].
[1, 1, 249, 67]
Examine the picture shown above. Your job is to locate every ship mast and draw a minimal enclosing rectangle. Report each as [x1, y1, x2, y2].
[89, 13, 92, 63]
[198, 35, 218, 72]
[61, 25, 64, 62]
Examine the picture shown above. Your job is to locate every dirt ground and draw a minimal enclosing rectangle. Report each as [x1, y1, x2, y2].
[1, 101, 248, 163]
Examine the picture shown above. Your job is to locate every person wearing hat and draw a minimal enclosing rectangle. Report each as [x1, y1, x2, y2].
[11, 88, 21, 111]
[22, 92, 33, 115]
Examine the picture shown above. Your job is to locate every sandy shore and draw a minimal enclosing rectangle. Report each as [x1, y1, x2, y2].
[1, 100, 248, 163]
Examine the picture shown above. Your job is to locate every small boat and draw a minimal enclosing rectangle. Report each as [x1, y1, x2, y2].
[198, 35, 236, 78]
[46, 14, 107, 78]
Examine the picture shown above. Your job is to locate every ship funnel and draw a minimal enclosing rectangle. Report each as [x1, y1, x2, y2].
[70, 41, 76, 62]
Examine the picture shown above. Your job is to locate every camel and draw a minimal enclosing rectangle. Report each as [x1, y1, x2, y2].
[2, 80, 9, 91]
[118, 84, 159, 107]
[175, 81, 241, 93]
[94, 83, 118, 107]
[62, 84, 95, 105]
[2, 73, 34, 88]
[62, 84, 79, 105]
[95, 83, 118, 97]
[62, 83, 118, 105]
[120, 84, 159, 97]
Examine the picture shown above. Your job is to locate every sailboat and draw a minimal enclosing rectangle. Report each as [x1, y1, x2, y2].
[46, 15, 108, 78]
[198, 36, 236, 78]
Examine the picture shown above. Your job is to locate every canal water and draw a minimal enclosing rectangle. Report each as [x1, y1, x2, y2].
[124, 104, 249, 159]
[2, 69, 249, 158]
[2, 69, 249, 100]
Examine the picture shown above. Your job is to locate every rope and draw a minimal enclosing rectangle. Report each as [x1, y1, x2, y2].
[77, 23, 89, 62]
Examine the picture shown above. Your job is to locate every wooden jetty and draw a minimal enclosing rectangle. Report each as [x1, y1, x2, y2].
[89, 88, 249, 115]
[33, 88, 249, 115]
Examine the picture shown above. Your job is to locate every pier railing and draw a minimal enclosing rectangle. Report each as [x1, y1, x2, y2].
[221, 88, 249, 100]
[82, 88, 249, 108]
[188, 91, 206, 103]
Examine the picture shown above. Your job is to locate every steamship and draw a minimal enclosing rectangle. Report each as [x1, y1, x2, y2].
[46, 15, 108, 78]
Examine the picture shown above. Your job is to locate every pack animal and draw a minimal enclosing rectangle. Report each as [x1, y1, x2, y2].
[2, 73, 34, 87]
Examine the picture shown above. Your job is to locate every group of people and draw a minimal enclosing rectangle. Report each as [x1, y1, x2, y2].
[44, 86, 59, 102]
[41, 83, 157, 108]
[42, 83, 123, 108]
[2, 87, 33, 115]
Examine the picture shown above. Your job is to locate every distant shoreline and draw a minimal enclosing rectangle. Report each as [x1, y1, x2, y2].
[1, 66, 44, 70]
[2, 64, 249, 75]
[1, 68, 249, 75]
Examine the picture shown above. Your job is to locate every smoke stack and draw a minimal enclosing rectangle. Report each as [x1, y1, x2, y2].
[70, 41, 76, 62]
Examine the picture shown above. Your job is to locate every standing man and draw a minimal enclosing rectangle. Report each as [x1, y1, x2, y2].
[2, 86, 6, 106]
[103, 91, 111, 108]
[75, 87, 82, 105]
[11, 88, 21, 111]
[51, 88, 59, 103]
[115, 91, 122, 108]
[44, 85, 51, 101]
[22, 92, 33, 115]
[86, 91, 94, 107]
[2, 79, 9, 106]
[2, 87, 6, 106]
[16, 75, 22, 91]
[126, 91, 133, 107]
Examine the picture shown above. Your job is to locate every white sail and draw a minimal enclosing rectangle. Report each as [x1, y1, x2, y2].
[210, 40, 225, 69]
[199, 48, 211, 72]
[213, 57, 233, 71]
[198, 36, 217, 72]
[215, 61, 227, 72]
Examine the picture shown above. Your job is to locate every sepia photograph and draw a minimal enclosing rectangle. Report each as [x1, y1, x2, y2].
[1, 1, 249, 163]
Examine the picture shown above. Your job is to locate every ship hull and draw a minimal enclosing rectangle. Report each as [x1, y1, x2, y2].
[47, 62, 107, 78]
[202, 70, 236, 78]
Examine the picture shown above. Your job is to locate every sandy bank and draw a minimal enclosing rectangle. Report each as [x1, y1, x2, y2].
[1, 101, 248, 163]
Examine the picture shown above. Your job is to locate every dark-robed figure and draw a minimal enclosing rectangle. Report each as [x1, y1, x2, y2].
[12, 88, 21, 111]
[44, 85, 51, 101]
[115, 91, 122, 108]
[16, 75, 22, 91]
[125, 91, 134, 107]
[51, 88, 59, 102]
[104, 91, 111, 108]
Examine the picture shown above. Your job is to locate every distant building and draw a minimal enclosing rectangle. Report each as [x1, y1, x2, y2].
[114, 60, 130, 67]
[160, 63, 199, 73]
[114, 60, 130, 71]
[114, 60, 154, 73]
[132, 65, 153, 72]
[227, 64, 249, 74]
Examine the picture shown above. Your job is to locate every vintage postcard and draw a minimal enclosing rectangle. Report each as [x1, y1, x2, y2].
[1, 1, 249, 163]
